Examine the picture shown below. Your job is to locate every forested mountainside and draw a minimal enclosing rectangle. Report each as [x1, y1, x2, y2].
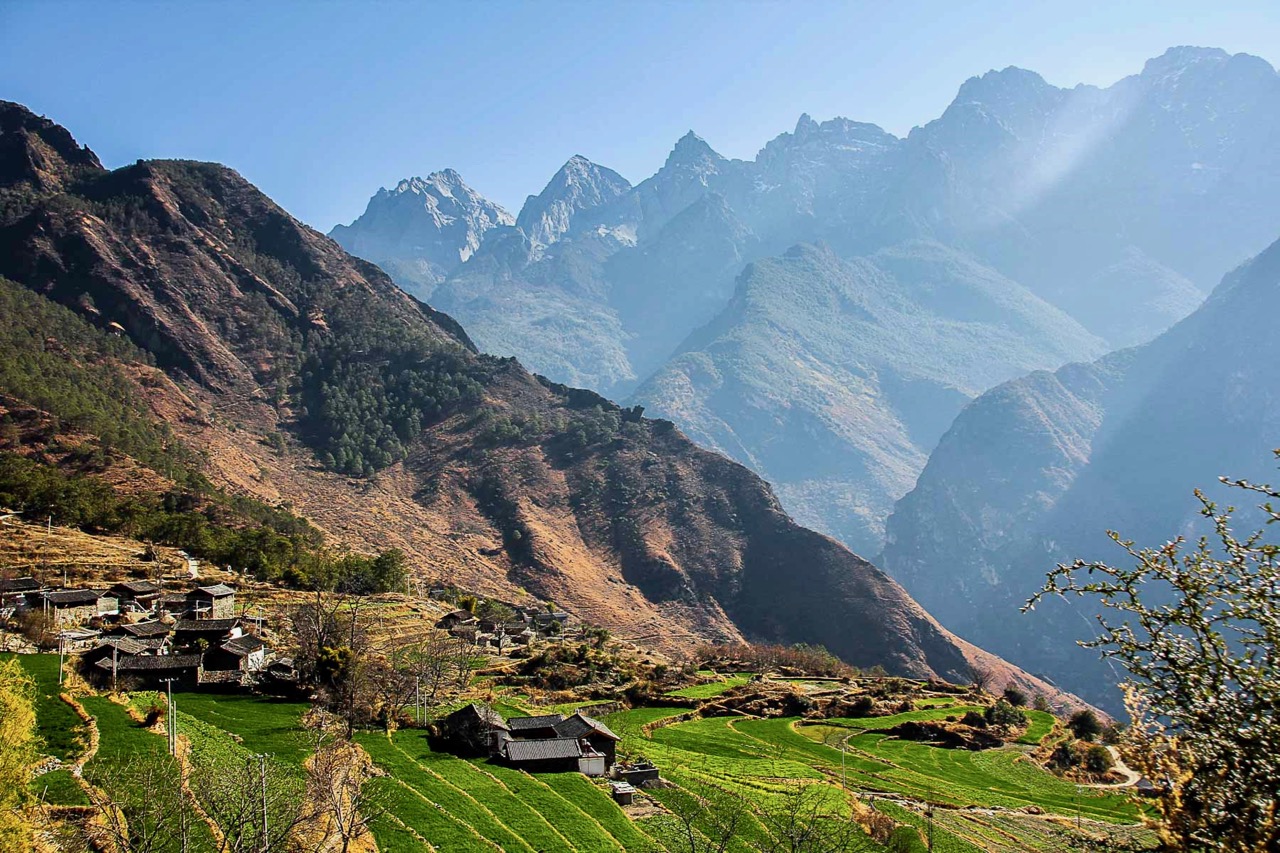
[0, 99, 1072, 697]
[334, 46, 1280, 556]
[880, 234, 1280, 711]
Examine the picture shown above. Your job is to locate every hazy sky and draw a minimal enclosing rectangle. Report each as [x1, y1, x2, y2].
[3, 1, 1278, 230]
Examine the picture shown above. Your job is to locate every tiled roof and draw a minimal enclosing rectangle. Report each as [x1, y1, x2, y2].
[448, 703, 509, 730]
[221, 635, 265, 656]
[507, 714, 565, 731]
[96, 637, 148, 656]
[118, 621, 171, 638]
[193, 584, 235, 597]
[174, 618, 239, 633]
[503, 738, 582, 762]
[0, 577, 40, 593]
[44, 589, 109, 605]
[553, 712, 621, 741]
[95, 653, 201, 672]
[112, 580, 161, 595]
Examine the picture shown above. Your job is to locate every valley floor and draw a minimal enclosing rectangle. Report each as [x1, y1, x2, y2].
[12, 654, 1158, 853]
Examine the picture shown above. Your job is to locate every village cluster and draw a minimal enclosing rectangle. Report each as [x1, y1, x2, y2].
[0, 574, 290, 686]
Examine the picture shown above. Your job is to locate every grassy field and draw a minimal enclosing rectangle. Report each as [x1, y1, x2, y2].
[30, 768, 89, 806]
[169, 690, 312, 765]
[665, 674, 754, 699]
[4, 652, 87, 760]
[604, 706, 1148, 852]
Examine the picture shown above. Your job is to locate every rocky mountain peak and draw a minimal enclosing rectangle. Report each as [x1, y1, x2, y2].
[665, 130, 724, 170]
[515, 155, 631, 247]
[0, 100, 103, 194]
[330, 168, 513, 297]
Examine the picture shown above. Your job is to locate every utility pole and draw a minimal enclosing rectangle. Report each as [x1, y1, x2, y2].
[159, 677, 177, 755]
[57, 632, 65, 685]
[415, 676, 421, 725]
[925, 805, 935, 851]
[1076, 784, 1082, 832]
[259, 753, 269, 852]
[111, 644, 118, 693]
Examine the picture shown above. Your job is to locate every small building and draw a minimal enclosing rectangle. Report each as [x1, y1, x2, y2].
[619, 761, 661, 787]
[33, 589, 119, 626]
[84, 637, 152, 666]
[110, 580, 163, 613]
[57, 628, 102, 651]
[553, 712, 621, 769]
[436, 609, 477, 630]
[173, 617, 241, 649]
[610, 782, 636, 805]
[93, 652, 202, 686]
[156, 593, 192, 618]
[506, 714, 565, 740]
[110, 620, 172, 641]
[1, 576, 42, 609]
[499, 737, 585, 774]
[188, 584, 235, 619]
[440, 703, 510, 754]
[206, 634, 266, 674]
[266, 656, 298, 682]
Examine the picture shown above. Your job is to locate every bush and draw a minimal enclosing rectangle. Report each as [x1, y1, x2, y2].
[984, 699, 1027, 728]
[1002, 686, 1029, 707]
[961, 710, 988, 728]
[1085, 744, 1114, 774]
[1068, 709, 1103, 742]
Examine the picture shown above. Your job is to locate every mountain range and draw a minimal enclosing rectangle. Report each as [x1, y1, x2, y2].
[0, 99, 1070, 699]
[332, 46, 1280, 557]
[880, 233, 1280, 710]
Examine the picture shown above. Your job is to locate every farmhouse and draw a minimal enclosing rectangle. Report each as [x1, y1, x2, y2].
[110, 580, 162, 612]
[441, 703, 511, 753]
[188, 583, 236, 619]
[32, 589, 119, 626]
[507, 714, 564, 739]
[205, 633, 266, 675]
[93, 651, 202, 686]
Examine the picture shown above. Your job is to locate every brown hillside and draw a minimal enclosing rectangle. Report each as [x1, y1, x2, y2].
[0, 99, 1075, 701]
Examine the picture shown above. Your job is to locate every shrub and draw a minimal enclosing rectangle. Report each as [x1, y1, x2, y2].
[984, 699, 1027, 728]
[1068, 709, 1103, 742]
[961, 710, 988, 728]
[1002, 686, 1029, 707]
[1085, 744, 1114, 774]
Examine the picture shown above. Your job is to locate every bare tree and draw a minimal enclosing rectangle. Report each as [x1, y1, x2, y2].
[964, 661, 995, 694]
[189, 752, 306, 853]
[305, 736, 386, 853]
[652, 784, 745, 853]
[84, 753, 206, 853]
[757, 782, 876, 853]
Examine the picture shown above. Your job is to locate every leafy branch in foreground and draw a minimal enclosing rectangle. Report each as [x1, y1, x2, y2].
[1025, 450, 1280, 852]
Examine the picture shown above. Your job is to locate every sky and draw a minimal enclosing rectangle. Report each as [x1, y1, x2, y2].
[3, 1, 1279, 231]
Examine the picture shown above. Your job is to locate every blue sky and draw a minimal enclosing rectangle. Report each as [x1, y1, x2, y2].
[3, 1, 1278, 230]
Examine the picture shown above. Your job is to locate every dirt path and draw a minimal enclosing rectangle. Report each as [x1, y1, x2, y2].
[1084, 746, 1142, 788]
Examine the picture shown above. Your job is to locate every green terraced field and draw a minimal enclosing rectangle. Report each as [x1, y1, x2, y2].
[665, 675, 753, 699]
[4, 652, 87, 760]
[169, 691, 312, 765]
[1017, 710, 1057, 745]
[30, 768, 89, 805]
[604, 706, 1148, 852]
[356, 728, 653, 852]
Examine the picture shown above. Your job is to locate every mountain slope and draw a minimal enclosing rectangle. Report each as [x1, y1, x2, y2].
[0, 99, 1069, 695]
[631, 241, 1105, 554]
[329, 170, 513, 299]
[880, 234, 1280, 709]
